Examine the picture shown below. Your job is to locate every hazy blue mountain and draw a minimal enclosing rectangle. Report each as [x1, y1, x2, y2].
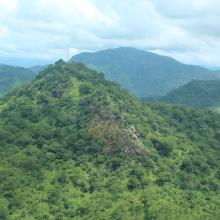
[29, 65, 48, 73]
[71, 47, 218, 97]
[0, 57, 53, 67]
[0, 64, 38, 96]
[160, 80, 220, 108]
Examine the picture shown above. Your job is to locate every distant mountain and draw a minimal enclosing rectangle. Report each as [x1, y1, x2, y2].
[0, 57, 53, 67]
[29, 65, 48, 73]
[0, 60, 220, 219]
[160, 80, 220, 108]
[71, 47, 218, 97]
[0, 64, 37, 96]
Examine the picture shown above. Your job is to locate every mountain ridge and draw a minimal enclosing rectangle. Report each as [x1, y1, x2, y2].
[160, 79, 220, 108]
[0, 64, 38, 96]
[71, 47, 218, 97]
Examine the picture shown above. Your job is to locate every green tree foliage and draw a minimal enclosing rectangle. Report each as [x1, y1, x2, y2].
[0, 64, 38, 96]
[0, 61, 219, 219]
[160, 79, 220, 108]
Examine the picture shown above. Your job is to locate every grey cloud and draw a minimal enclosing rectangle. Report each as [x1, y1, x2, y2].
[0, 0, 220, 67]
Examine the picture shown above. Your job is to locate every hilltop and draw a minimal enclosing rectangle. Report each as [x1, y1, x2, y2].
[0, 61, 220, 219]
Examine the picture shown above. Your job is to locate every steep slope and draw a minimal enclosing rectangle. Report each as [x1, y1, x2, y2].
[0, 64, 37, 96]
[71, 47, 217, 97]
[161, 80, 220, 108]
[0, 61, 220, 219]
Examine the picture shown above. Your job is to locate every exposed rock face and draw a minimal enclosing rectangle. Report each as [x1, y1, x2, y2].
[88, 119, 147, 157]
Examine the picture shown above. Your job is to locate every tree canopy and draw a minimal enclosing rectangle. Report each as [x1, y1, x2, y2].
[0, 61, 219, 219]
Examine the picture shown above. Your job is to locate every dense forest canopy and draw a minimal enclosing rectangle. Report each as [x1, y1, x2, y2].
[160, 80, 220, 108]
[0, 61, 219, 219]
[0, 64, 37, 96]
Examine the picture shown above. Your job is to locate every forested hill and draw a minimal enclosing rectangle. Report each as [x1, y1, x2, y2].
[0, 60, 220, 219]
[71, 47, 218, 97]
[0, 64, 37, 96]
[161, 80, 220, 108]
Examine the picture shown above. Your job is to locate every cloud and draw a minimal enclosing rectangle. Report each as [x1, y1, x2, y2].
[152, 0, 220, 18]
[0, 0, 17, 17]
[0, 0, 220, 67]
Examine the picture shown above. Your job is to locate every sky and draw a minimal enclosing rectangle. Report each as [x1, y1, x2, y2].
[1, 0, 220, 68]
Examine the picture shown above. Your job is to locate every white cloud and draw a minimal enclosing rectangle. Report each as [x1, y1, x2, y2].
[0, 0, 17, 15]
[0, 26, 9, 38]
[152, 0, 220, 18]
[1, 0, 220, 67]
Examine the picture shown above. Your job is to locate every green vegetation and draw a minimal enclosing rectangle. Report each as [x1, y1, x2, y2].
[71, 47, 218, 97]
[0, 61, 220, 219]
[161, 80, 220, 108]
[0, 64, 37, 96]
